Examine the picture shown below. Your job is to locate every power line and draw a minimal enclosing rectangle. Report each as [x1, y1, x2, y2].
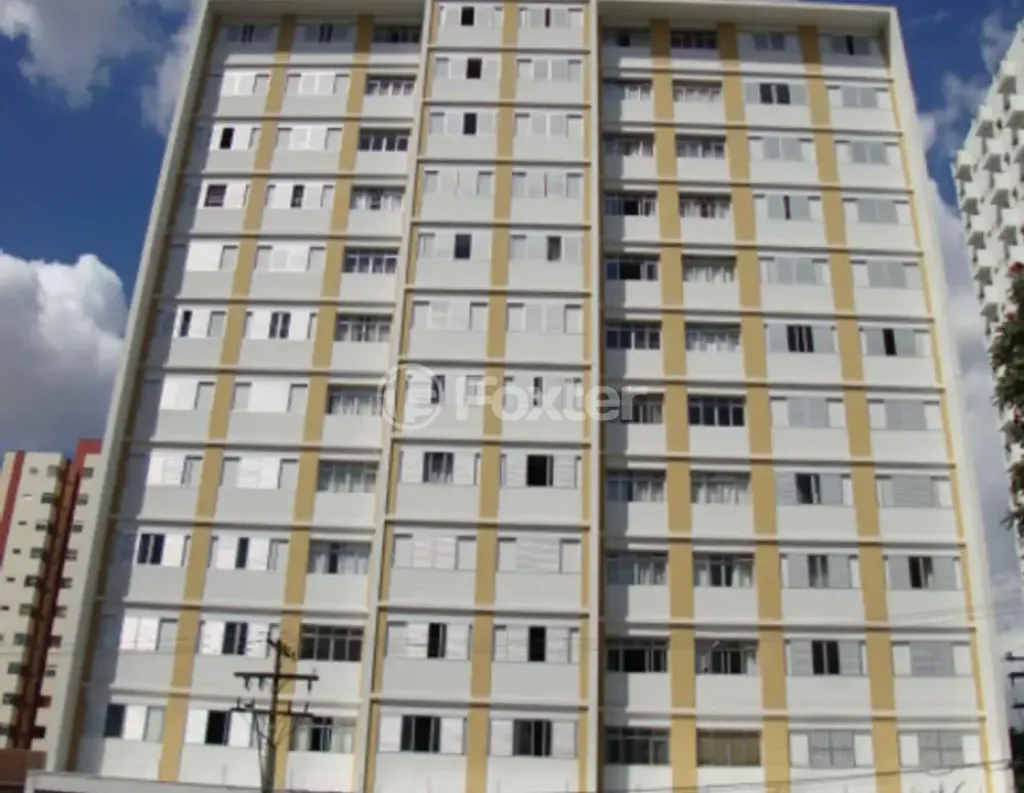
[231, 636, 318, 793]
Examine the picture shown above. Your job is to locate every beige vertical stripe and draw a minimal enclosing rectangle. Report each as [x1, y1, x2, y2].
[153, 16, 296, 781]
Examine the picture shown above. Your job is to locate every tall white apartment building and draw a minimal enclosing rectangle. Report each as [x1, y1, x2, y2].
[30, 1, 1012, 792]
[953, 23, 1024, 576]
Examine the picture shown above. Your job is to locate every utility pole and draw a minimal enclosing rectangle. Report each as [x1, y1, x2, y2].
[233, 636, 319, 793]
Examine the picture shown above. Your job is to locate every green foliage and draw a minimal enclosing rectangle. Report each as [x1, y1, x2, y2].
[991, 267, 1024, 538]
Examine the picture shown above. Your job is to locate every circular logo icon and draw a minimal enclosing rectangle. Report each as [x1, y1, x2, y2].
[377, 364, 441, 433]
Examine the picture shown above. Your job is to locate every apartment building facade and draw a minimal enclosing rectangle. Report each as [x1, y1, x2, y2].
[33, 0, 1011, 792]
[0, 442, 101, 786]
[953, 24, 1024, 579]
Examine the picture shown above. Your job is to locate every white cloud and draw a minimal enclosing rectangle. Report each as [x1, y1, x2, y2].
[918, 11, 1017, 157]
[0, 251, 127, 453]
[0, 0, 198, 131]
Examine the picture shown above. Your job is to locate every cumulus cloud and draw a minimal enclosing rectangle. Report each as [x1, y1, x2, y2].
[0, 0, 199, 132]
[919, 11, 1018, 157]
[0, 251, 127, 453]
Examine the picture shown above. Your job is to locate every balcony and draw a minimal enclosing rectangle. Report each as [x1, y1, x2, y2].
[1008, 95, 1024, 127]
[972, 249, 993, 283]
[975, 106, 996, 136]
[998, 60, 1017, 93]
[958, 182, 979, 214]
[992, 172, 1013, 207]
[979, 282, 1001, 322]
[954, 150, 972, 180]
[983, 142, 1007, 171]
[965, 216, 987, 247]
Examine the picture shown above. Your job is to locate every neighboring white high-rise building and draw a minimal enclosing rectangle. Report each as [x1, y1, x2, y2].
[28, 1, 1013, 792]
[953, 23, 1024, 578]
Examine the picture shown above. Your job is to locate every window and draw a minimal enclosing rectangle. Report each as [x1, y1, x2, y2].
[203, 184, 227, 207]
[334, 315, 391, 342]
[525, 454, 553, 487]
[760, 135, 804, 161]
[606, 471, 666, 502]
[891, 555, 957, 591]
[454, 234, 472, 259]
[365, 77, 415, 95]
[604, 80, 652, 100]
[855, 259, 919, 289]
[696, 641, 757, 674]
[683, 256, 734, 283]
[343, 248, 398, 274]
[603, 135, 654, 157]
[351, 188, 403, 211]
[519, 6, 582, 29]
[903, 642, 958, 677]
[751, 81, 806, 105]
[761, 256, 827, 285]
[620, 393, 663, 424]
[785, 554, 854, 589]
[299, 625, 363, 662]
[423, 452, 454, 483]
[765, 193, 813, 221]
[606, 256, 657, 281]
[204, 711, 231, 746]
[777, 472, 847, 506]
[517, 57, 583, 82]
[688, 396, 745, 427]
[399, 716, 442, 753]
[855, 197, 899, 224]
[673, 80, 722, 103]
[787, 639, 863, 675]
[605, 323, 660, 350]
[603, 29, 650, 48]
[691, 472, 750, 504]
[679, 194, 731, 219]
[605, 727, 669, 765]
[767, 323, 834, 355]
[307, 541, 370, 575]
[268, 311, 291, 339]
[686, 324, 741, 353]
[862, 327, 926, 358]
[358, 130, 410, 152]
[513, 720, 552, 757]
[373, 26, 421, 44]
[136, 533, 166, 565]
[829, 34, 872, 56]
[316, 461, 377, 493]
[292, 717, 355, 753]
[606, 552, 667, 586]
[606, 638, 667, 673]
[877, 474, 948, 508]
[694, 555, 753, 587]
[848, 139, 888, 165]
[806, 731, 857, 768]
[752, 32, 787, 51]
[698, 731, 761, 766]
[676, 136, 725, 159]
[671, 29, 717, 49]
[605, 192, 657, 216]
[327, 386, 382, 417]
[839, 85, 881, 109]
[912, 732, 964, 769]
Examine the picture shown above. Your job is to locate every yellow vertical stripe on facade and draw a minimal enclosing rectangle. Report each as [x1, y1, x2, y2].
[798, 25, 900, 793]
[263, 15, 375, 788]
[155, 15, 297, 782]
[718, 21, 789, 787]
[882, 30, 994, 793]
[64, 13, 222, 770]
[650, 18, 697, 793]
[462, 5, 518, 792]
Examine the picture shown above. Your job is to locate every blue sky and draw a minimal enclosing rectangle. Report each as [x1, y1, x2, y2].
[0, 0, 1023, 665]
